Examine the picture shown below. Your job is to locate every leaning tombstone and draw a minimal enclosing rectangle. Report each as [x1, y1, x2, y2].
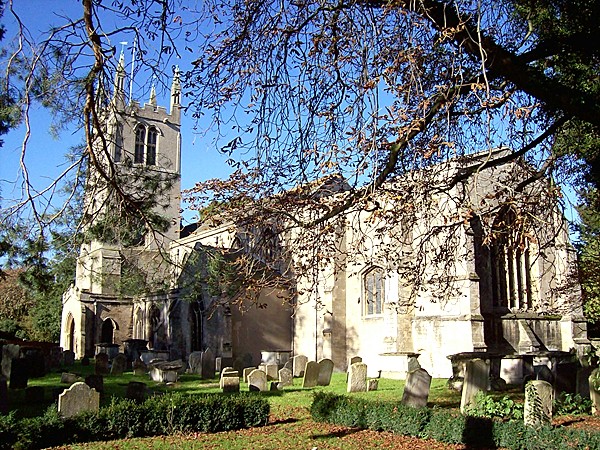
[292, 355, 308, 378]
[460, 359, 489, 414]
[278, 367, 293, 389]
[111, 353, 127, 375]
[85, 374, 104, 394]
[317, 358, 334, 386]
[402, 368, 432, 408]
[58, 382, 100, 418]
[243, 367, 255, 383]
[125, 381, 147, 402]
[302, 361, 320, 388]
[248, 369, 268, 392]
[524, 380, 553, 427]
[347, 362, 368, 393]
[95, 353, 109, 375]
[9, 358, 29, 389]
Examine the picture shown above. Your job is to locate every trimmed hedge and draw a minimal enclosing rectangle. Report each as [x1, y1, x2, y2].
[0, 393, 269, 450]
[311, 392, 600, 450]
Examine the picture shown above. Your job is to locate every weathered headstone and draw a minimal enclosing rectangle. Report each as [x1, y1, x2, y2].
[85, 374, 104, 394]
[243, 367, 255, 383]
[61, 372, 79, 384]
[1, 344, 20, 379]
[201, 349, 215, 379]
[368, 379, 379, 391]
[25, 386, 44, 403]
[283, 359, 293, 372]
[95, 353, 109, 375]
[536, 365, 554, 384]
[402, 368, 432, 408]
[248, 369, 268, 392]
[589, 368, 600, 414]
[524, 380, 553, 427]
[215, 357, 223, 374]
[221, 371, 240, 393]
[219, 368, 238, 389]
[347, 362, 368, 392]
[58, 382, 100, 418]
[125, 381, 147, 402]
[460, 359, 489, 414]
[9, 358, 28, 389]
[302, 361, 320, 388]
[278, 367, 293, 389]
[150, 361, 181, 383]
[111, 353, 127, 375]
[188, 351, 203, 375]
[133, 359, 147, 376]
[317, 358, 334, 386]
[263, 363, 279, 380]
[24, 348, 46, 378]
[349, 356, 362, 366]
[407, 356, 421, 373]
[62, 350, 75, 366]
[292, 355, 308, 378]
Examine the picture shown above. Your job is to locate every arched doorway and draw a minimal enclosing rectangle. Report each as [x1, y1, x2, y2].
[147, 305, 166, 349]
[100, 318, 117, 344]
[65, 313, 75, 351]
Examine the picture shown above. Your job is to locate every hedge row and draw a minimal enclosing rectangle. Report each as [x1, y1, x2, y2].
[0, 393, 270, 450]
[310, 392, 600, 450]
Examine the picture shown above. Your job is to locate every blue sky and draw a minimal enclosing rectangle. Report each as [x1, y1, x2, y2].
[0, 1, 233, 224]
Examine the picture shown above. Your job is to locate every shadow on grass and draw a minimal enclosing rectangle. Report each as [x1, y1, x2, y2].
[311, 427, 363, 440]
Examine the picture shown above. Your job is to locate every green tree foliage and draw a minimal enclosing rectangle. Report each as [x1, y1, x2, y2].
[577, 189, 600, 326]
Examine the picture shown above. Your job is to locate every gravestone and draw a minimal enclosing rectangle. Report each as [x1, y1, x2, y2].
[95, 353, 109, 375]
[188, 351, 203, 375]
[302, 361, 320, 388]
[25, 386, 44, 403]
[589, 368, 600, 414]
[577, 366, 593, 399]
[220, 368, 238, 388]
[125, 381, 147, 402]
[150, 361, 181, 383]
[402, 368, 432, 408]
[278, 368, 293, 389]
[524, 380, 553, 427]
[260, 363, 278, 380]
[85, 374, 104, 394]
[317, 358, 334, 386]
[292, 355, 308, 378]
[368, 379, 379, 391]
[283, 359, 293, 372]
[221, 371, 240, 393]
[58, 382, 100, 418]
[248, 369, 268, 392]
[0, 378, 7, 415]
[61, 372, 79, 384]
[215, 357, 223, 374]
[62, 350, 75, 366]
[201, 349, 215, 379]
[347, 362, 368, 393]
[111, 353, 127, 375]
[9, 358, 29, 389]
[460, 359, 489, 414]
[24, 348, 46, 378]
[407, 356, 421, 373]
[536, 365, 554, 384]
[349, 356, 362, 366]
[1, 344, 20, 379]
[132, 359, 147, 376]
[243, 367, 255, 383]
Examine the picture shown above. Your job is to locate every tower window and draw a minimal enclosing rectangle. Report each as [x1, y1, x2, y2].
[363, 266, 385, 316]
[147, 127, 157, 166]
[114, 123, 123, 162]
[134, 125, 146, 164]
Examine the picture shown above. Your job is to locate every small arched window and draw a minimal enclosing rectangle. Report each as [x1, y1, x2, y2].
[146, 127, 157, 166]
[363, 266, 385, 316]
[114, 123, 123, 162]
[134, 125, 146, 164]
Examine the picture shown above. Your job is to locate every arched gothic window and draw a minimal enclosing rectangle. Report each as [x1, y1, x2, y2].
[114, 123, 123, 162]
[363, 266, 385, 316]
[146, 127, 157, 166]
[134, 125, 146, 164]
[490, 208, 534, 310]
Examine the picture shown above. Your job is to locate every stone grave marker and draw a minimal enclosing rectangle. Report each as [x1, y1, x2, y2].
[460, 359, 489, 414]
[85, 374, 104, 394]
[111, 353, 127, 375]
[292, 355, 308, 378]
[283, 359, 293, 372]
[188, 351, 203, 375]
[264, 363, 279, 380]
[407, 356, 421, 373]
[150, 361, 181, 383]
[58, 382, 100, 418]
[9, 358, 28, 389]
[589, 368, 600, 414]
[201, 349, 215, 379]
[125, 381, 147, 402]
[524, 380, 553, 427]
[317, 358, 334, 386]
[347, 362, 367, 392]
[133, 359, 147, 376]
[1, 344, 20, 379]
[248, 369, 268, 392]
[302, 361, 320, 388]
[349, 356, 362, 366]
[62, 350, 75, 367]
[24, 348, 46, 378]
[536, 365, 554, 384]
[243, 367, 255, 383]
[219, 368, 238, 389]
[401, 368, 432, 408]
[61, 372, 79, 384]
[278, 367, 293, 389]
[221, 371, 240, 393]
[95, 353, 109, 375]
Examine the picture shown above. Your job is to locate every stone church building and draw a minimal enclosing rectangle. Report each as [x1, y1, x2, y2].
[60, 57, 588, 380]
